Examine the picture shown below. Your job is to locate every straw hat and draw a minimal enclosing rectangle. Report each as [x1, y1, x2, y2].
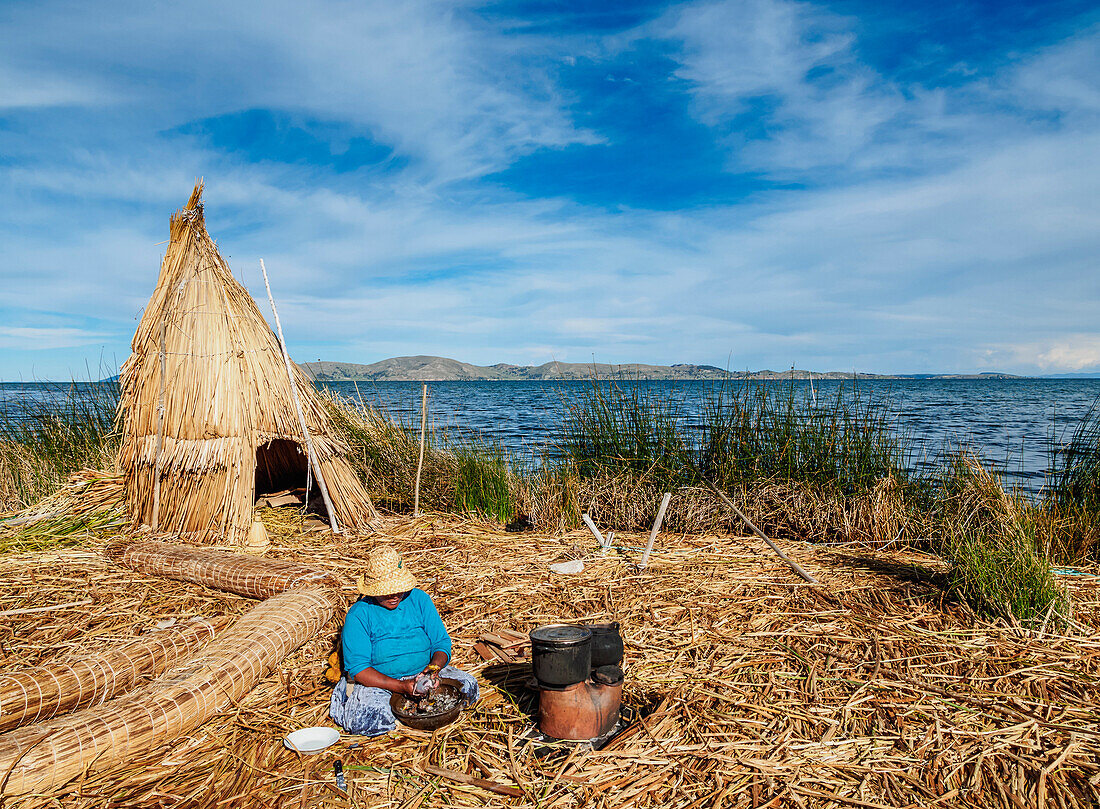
[356, 546, 417, 597]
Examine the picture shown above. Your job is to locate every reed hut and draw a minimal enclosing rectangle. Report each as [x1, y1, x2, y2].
[117, 181, 377, 544]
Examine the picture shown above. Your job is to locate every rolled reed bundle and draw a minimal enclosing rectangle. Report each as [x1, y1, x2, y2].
[0, 616, 228, 733]
[106, 539, 340, 598]
[0, 587, 334, 796]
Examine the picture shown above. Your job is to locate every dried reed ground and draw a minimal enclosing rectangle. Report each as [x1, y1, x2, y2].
[1, 510, 1098, 808]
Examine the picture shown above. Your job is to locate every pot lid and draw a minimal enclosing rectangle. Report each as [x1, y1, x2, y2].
[530, 624, 592, 646]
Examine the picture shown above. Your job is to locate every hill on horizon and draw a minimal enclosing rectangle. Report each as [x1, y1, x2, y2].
[300, 356, 1023, 382]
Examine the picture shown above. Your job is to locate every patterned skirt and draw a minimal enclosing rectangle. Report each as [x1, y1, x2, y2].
[329, 666, 480, 737]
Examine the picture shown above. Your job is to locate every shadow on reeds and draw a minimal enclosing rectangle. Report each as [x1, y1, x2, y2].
[829, 551, 947, 591]
[480, 662, 538, 719]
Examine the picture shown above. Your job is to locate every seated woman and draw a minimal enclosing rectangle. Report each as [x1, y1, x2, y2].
[329, 545, 479, 736]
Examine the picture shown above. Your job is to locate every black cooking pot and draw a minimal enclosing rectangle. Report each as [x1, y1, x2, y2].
[530, 624, 592, 686]
[585, 622, 624, 668]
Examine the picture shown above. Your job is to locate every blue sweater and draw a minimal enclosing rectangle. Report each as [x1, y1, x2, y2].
[341, 589, 452, 679]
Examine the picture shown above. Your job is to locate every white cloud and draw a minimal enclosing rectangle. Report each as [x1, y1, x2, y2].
[0, 327, 112, 350]
[1036, 336, 1100, 371]
[0, 0, 593, 180]
[1009, 25, 1100, 118]
[640, 0, 1100, 179]
[638, 0, 912, 172]
[986, 335, 1100, 373]
[0, 67, 114, 109]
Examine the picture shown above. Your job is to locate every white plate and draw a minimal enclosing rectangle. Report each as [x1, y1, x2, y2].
[550, 560, 584, 575]
[284, 726, 339, 754]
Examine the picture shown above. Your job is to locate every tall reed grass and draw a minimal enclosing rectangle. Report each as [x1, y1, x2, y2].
[0, 382, 119, 511]
[322, 392, 517, 522]
[1045, 396, 1100, 560]
[937, 454, 1067, 623]
[557, 379, 911, 493]
[551, 379, 1067, 624]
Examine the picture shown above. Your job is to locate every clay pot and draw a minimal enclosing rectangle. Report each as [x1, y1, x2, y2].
[537, 678, 622, 741]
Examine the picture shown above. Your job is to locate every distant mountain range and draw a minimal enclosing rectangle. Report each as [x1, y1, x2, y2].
[300, 356, 1025, 382]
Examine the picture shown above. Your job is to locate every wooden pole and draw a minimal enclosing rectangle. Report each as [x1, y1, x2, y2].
[638, 492, 671, 569]
[152, 318, 166, 532]
[260, 259, 340, 535]
[582, 513, 609, 554]
[414, 383, 428, 517]
[700, 476, 821, 585]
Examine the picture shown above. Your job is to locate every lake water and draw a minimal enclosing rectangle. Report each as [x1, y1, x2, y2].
[3, 378, 1098, 496]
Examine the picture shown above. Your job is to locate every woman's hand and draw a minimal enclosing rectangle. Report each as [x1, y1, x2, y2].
[420, 666, 442, 690]
[395, 678, 419, 698]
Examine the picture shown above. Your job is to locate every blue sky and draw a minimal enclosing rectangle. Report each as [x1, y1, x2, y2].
[1, 0, 1098, 378]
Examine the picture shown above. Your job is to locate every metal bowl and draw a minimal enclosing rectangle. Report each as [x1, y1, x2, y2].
[389, 677, 466, 731]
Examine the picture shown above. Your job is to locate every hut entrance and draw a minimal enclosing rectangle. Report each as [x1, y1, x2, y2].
[255, 439, 310, 499]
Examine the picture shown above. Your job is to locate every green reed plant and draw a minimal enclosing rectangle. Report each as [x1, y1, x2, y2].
[322, 391, 519, 519]
[936, 453, 1067, 624]
[698, 379, 910, 493]
[557, 381, 691, 487]
[0, 509, 127, 554]
[0, 382, 119, 509]
[1034, 395, 1100, 561]
[1048, 396, 1100, 515]
[452, 442, 513, 522]
[557, 378, 910, 495]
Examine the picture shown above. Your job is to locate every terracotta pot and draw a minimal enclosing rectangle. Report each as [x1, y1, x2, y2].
[537, 679, 622, 741]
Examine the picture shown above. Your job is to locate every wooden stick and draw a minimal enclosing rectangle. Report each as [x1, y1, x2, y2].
[700, 477, 821, 585]
[0, 510, 64, 528]
[298, 755, 315, 809]
[260, 259, 340, 535]
[638, 492, 672, 569]
[414, 383, 428, 517]
[152, 318, 166, 532]
[582, 513, 609, 553]
[421, 764, 523, 798]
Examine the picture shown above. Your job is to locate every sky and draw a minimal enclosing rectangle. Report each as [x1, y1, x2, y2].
[1, 0, 1098, 379]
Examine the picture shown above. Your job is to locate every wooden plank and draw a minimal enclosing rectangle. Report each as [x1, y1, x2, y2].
[422, 764, 523, 798]
[472, 642, 496, 662]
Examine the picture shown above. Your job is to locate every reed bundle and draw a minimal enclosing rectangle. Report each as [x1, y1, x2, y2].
[0, 586, 334, 796]
[105, 538, 341, 599]
[0, 512, 1097, 806]
[116, 181, 376, 545]
[0, 469, 125, 553]
[0, 615, 228, 733]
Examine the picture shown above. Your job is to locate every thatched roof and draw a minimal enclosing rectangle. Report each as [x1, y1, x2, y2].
[117, 180, 377, 543]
